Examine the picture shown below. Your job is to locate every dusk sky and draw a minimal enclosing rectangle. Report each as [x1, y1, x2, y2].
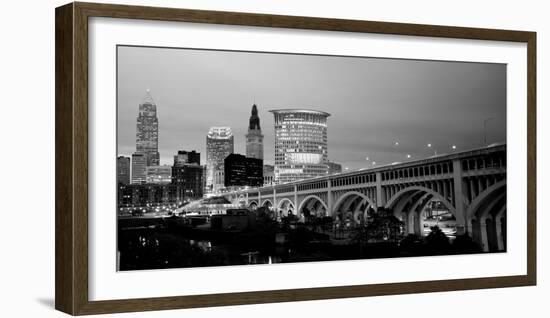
[117, 45, 506, 170]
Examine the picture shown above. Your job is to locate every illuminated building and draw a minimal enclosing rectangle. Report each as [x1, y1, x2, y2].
[146, 165, 172, 184]
[117, 183, 177, 210]
[173, 150, 200, 166]
[172, 164, 203, 202]
[135, 89, 160, 166]
[206, 127, 234, 193]
[224, 153, 263, 188]
[117, 156, 130, 184]
[131, 152, 146, 184]
[245, 104, 264, 160]
[269, 109, 330, 183]
[172, 150, 203, 202]
[263, 164, 275, 186]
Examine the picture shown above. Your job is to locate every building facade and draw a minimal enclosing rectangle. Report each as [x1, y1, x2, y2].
[131, 152, 147, 184]
[224, 154, 263, 188]
[328, 161, 343, 174]
[146, 165, 172, 184]
[117, 156, 131, 184]
[269, 109, 330, 183]
[245, 104, 264, 160]
[263, 164, 275, 186]
[135, 90, 160, 166]
[206, 127, 234, 193]
[171, 163, 203, 203]
[174, 150, 200, 166]
[117, 183, 177, 210]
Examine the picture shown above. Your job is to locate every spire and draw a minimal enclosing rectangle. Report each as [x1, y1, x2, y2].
[142, 88, 155, 105]
[249, 103, 261, 130]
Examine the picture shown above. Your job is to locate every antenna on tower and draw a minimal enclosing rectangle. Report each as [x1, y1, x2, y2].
[143, 89, 155, 104]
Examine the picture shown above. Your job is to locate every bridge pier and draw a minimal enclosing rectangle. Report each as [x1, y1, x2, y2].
[375, 172, 384, 208]
[452, 159, 468, 235]
[327, 179, 333, 217]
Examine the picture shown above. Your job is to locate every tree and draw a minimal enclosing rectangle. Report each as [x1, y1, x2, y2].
[424, 226, 451, 254]
[400, 234, 423, 254]
[365, 209, 404, 243]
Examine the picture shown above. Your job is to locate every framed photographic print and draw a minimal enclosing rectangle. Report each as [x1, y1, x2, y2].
[55, 2, 536, 315]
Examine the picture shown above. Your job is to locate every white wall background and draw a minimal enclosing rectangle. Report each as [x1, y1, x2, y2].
[0, 0, 547, 317]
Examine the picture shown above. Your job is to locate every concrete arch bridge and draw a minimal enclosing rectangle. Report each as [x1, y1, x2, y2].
[225, 144, 506, 252]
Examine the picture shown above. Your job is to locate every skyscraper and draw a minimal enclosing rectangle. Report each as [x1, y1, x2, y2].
[245, 104, 264, 160]
[206, 127, 234, 193]
[270, 109, 330, 183]
[117, 156, 131, 185]
[135, 89, 160, 166]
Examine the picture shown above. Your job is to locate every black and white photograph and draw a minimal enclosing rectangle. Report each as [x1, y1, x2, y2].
[116, 45, 507, 271]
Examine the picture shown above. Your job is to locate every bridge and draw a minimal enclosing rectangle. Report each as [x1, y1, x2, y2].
[224, 144, 506, 252]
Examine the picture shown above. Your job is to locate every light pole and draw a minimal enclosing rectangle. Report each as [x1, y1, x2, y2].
[483, 117, 495, 146]
[427, 143, 437, 156]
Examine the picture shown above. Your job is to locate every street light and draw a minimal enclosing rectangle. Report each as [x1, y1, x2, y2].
[406, 154, 411, 159]
[451, 145, 457, 150]
[427, 143, 437, 156]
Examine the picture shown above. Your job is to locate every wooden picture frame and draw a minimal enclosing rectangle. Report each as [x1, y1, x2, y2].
[55, 2, 536, 315]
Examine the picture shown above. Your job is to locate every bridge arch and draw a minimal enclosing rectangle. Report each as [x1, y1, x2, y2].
[467, 180, 506, 220]
[385, 186, 456, 217]
[332, 191, 376, 225]
[248, 200, 258, 210]
[404, 192, 433, 236]
[467, 181, 506, 252]
[276, 198, 295, 217]
[261, 199, 273, 209]
[297, 195, 328, 217]
[385, 186, 456, 238]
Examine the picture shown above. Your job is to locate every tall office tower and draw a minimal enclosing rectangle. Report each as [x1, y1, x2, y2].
[205, 127, 234, 193]
[131, 152, 147, 184]
[117, 156, 131, 185]
[269, 109, 330, 183]
[245, 104, 264, 160]
[135, 89, 160, 166]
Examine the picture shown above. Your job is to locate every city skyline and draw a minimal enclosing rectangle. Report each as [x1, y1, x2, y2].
[117, 46, 506, 171]
[116, 45, 509, 271]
